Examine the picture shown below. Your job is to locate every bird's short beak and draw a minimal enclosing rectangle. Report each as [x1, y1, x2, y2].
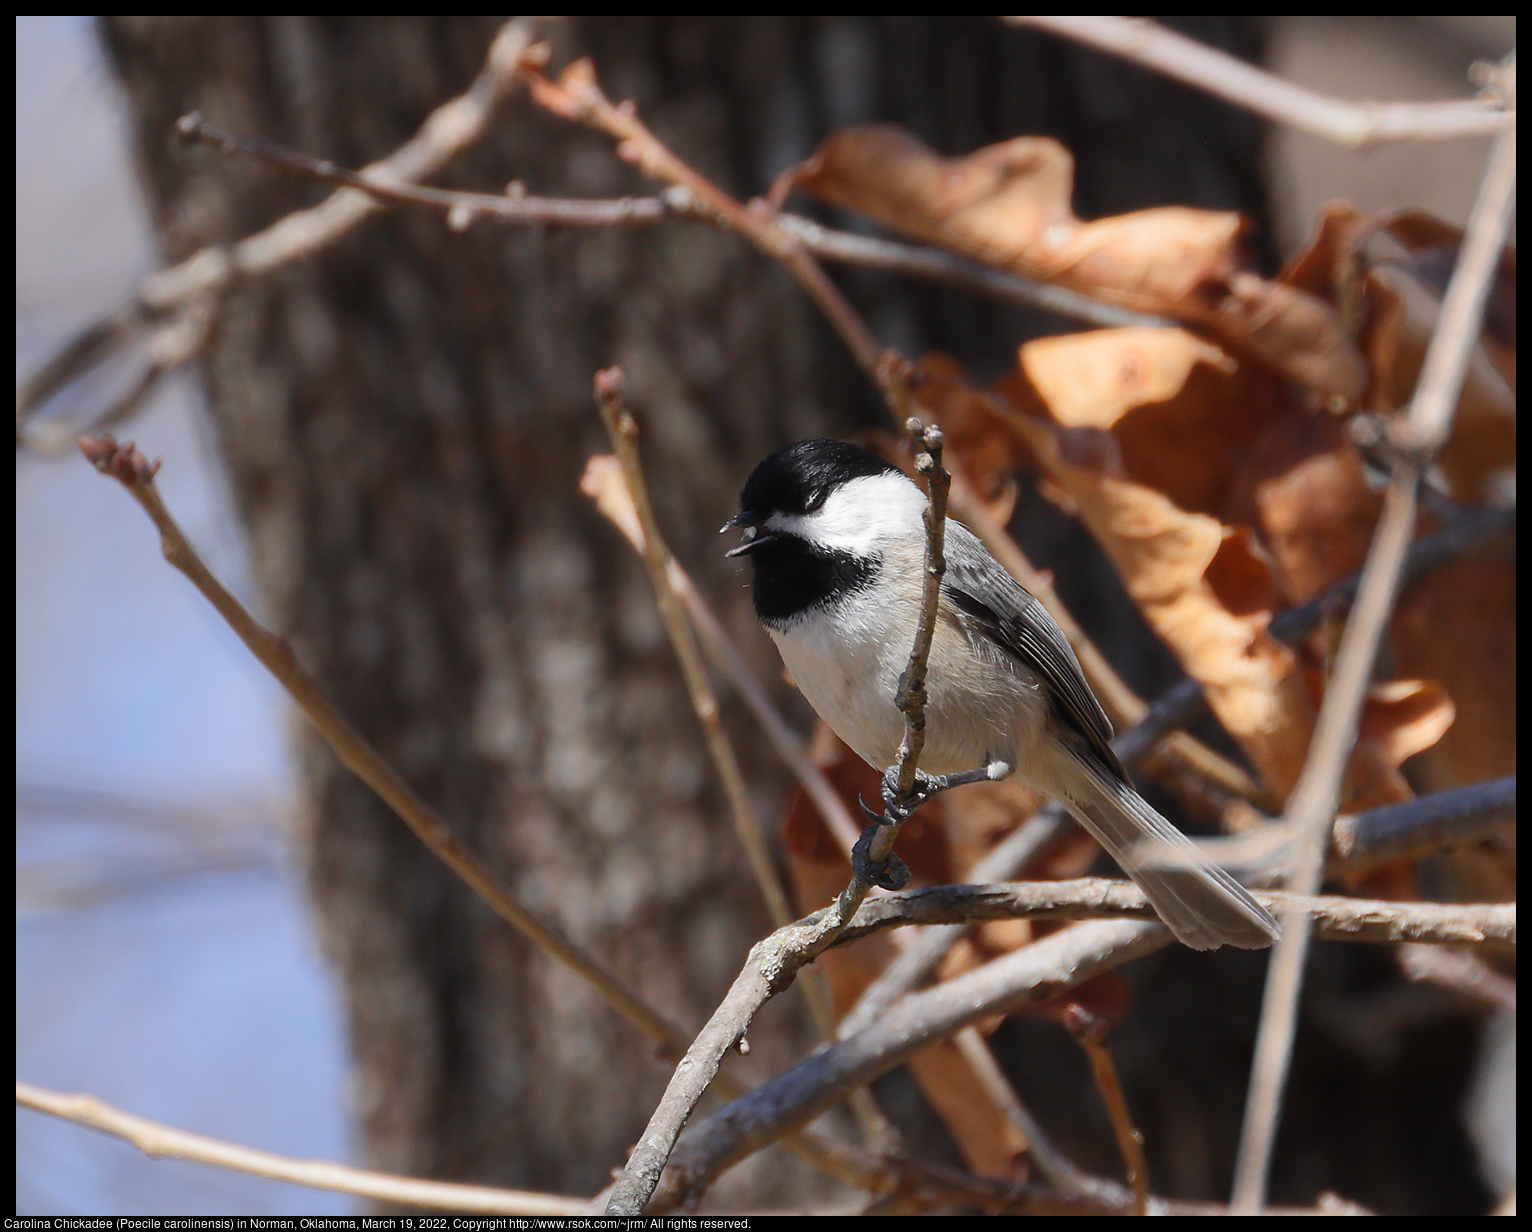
[722, 510, 778, 557]
[720, 509, 762, 533]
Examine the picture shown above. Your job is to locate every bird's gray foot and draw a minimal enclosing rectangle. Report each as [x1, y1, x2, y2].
[880, 760, 1011, 817]
[851, 806, 911, 891]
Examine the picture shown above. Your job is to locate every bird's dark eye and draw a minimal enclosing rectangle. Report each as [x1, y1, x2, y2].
[804, 486, 828, 512]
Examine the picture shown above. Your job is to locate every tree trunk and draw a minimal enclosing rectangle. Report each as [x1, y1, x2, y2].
[107, 15, 1484, 1210]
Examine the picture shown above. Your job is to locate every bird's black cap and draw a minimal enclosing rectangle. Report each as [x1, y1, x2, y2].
[735, 439, 898, 520]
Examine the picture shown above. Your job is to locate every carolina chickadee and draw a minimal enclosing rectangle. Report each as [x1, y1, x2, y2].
[725, 439, 1278, 951]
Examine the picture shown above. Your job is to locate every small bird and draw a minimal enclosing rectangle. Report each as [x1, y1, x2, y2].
[724, 438, 1278, 951]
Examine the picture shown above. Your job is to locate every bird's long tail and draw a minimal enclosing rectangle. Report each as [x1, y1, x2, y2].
[1057, 758, 1280, 951]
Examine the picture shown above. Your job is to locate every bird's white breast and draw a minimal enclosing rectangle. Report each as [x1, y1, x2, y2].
[769, 533, 1051, 778]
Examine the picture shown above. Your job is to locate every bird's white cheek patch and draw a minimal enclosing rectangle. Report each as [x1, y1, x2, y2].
[769, 473, 927, 555]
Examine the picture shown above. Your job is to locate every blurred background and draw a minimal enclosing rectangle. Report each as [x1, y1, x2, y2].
[16, 15, 350, 1214]
[16, 16, 1514, 1215]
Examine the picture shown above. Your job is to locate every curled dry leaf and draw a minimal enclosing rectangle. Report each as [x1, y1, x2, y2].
[981, 325, 1452, 806]
[1390, 548, 1516, 792]
[1008, 407, 1316, 797]
[1325, 676, 1457, 904]
[1235, 407, 1381, 607]
[1275, 202, 1406, 412]
[788, 126, 1240, 313]
[1339, 677, 1457, 811]
[1285, 203, 1515, 500]
[1374, 208, 1516, 352]
[1356, 679, 1457, 769]
[963, 329, 1314, 795]
[992, 328, 1279, 519]
[912, 353, 1031, 524]
[786, 124, 1365, 399]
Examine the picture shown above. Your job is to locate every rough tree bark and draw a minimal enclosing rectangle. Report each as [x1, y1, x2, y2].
[98, 15, 1481, 1215]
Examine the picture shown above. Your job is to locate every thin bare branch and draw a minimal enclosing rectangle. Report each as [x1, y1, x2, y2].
[1397, 943, 1517, 1011]
[949, 1026, 1129, 1206]
[17, 16, 550, 443]
[174, 111, 670, 227]
[855, 419, 952, 891]
[771, 214, 1177, 330]
[1064, 1008, 1149, 1217]
[593, 370, 794, 930]
[834, 880, 1516, 950]
[580, 455, 863, 857]
[1232, 98, 1518, 1214]
[1008, 17, 1513, 149]
[1330, 776, 1516, 874]
[175, 113, 1177, 333]
[21, 300, 216, 456]
[649, 919, 1167, 1213]
[17, 1080, 588, 1215]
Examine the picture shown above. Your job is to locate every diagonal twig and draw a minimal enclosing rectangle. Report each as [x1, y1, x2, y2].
[1064, 1007, 1149, 1217]
[580, 455, 864, 856]
[949, 1024, 1131, 1206]
[1008, 17, 1513, 149]
[593, 369, 794, 930]
[1231, 80, 1517, 1214]
[76, 433, 687, 1052]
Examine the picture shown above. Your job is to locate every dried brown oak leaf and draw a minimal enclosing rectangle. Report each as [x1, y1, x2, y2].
[971, 327, 1311, 794]
[1391, 546, 1515, 792]
[1276, 207, 1512, 793]
[1286, 203, 1514, 499]
[994, 340, 1457, 810]
[786, 124, 1365, 400]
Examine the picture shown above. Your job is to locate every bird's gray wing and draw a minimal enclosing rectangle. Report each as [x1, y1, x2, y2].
[941, 524, 1124, 778]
